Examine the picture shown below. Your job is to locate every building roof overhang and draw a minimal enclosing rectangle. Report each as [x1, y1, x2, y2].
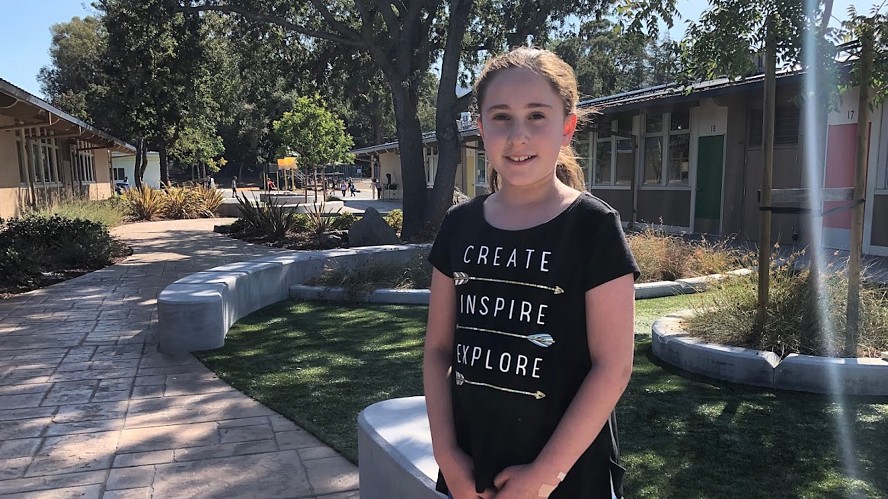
[0, 78, 135, 153]
[351, 68, 808, 158]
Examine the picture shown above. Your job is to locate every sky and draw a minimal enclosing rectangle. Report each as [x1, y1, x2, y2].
[0, 0, 882, 99]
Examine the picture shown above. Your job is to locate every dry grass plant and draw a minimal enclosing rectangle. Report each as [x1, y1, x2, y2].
[304, 197, 342, 235]
[627, 225, 740, 282]
[32, 196, 127, 228]
[686, 249, 888, 358]
[123, 187, 165, 221]
[234, 194, 305, 239]
[307, 249, 432, 299]
[162, 185, 204, 219]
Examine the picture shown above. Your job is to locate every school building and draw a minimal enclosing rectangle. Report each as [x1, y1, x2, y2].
[352, 70, 888, 257]
[0, 78, 134, 218]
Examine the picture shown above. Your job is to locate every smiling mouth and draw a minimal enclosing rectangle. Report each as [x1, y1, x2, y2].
[506, 155, 536, 163]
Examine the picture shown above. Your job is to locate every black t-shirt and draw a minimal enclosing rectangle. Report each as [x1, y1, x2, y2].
[428, 192, 639, 498]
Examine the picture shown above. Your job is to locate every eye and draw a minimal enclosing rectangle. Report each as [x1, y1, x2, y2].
[492, 113, 510, 121]
[529, 112, 546, 120]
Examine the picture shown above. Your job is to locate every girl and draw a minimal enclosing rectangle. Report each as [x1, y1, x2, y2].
[424, 47, 638, 499]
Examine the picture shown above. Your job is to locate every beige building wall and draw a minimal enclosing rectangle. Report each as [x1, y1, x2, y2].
[0, 124, 22, 188]
[378, 152, 402, 200]
[0, 117, 27, 218]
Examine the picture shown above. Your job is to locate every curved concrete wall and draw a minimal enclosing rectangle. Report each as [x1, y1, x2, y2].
[156, 245, 425, 353]
[652, 313, 888, 396]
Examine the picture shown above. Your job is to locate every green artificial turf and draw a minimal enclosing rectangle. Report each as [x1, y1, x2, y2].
[196, 296, 888, 498]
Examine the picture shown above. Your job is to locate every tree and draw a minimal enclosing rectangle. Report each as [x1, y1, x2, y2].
[272, 94, 354, 175]
[548, 18, 671, 99]
[96, 0, 220, 184]
[38, 16, 106, 121]
[176, 0, 613, 239]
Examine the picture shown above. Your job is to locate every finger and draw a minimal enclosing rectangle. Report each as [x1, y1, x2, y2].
[493, 468, 512, 490]
[478, 488, 496, 499]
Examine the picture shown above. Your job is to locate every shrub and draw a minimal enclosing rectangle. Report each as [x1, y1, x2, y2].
[235, 195, 303, 239]
[0, 215, 124, 288]
[687, 251, 888, 358]
[384, 209, 403, 233]
[329, 212, 358, 231]
[123, 187, 165, 221]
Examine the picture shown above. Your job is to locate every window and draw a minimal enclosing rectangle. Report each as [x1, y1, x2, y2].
[574, 132, 590, 183]
[113, 167, 126, 181]
[15, 133, 27, 183]
[73, 140, 97, 182]
[475, 149, 487, 185]
[424, 147, 438, 186]
[643, 111, 691, 187]
[16, 128, 61, 185]
[591, 116, 636, 186]
[748, 106, 800, 146]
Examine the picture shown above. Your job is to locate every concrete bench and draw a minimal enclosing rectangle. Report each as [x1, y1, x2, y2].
[156, 245, 425, 353]
[358, 396, 445, 499]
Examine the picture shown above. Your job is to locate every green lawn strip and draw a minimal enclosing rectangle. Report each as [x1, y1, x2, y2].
[196, 297, 888, 498]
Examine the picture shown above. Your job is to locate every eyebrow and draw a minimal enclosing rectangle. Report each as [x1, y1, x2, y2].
[484, 102, 553, 112]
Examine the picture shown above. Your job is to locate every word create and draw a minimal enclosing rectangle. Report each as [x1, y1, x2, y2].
[462, 245, 552, 272]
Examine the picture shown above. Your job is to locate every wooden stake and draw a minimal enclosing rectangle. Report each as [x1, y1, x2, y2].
[757, 18, 777, 328]
[845, 18, 874, 357]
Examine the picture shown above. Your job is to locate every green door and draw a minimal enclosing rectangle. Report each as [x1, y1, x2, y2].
[694, 135, 725, 230]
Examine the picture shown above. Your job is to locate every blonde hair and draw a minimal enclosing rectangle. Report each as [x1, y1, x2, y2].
[474, 47, 592, 192]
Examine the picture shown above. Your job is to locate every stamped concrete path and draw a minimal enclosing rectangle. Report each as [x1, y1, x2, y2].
[0, 219, 360, 499]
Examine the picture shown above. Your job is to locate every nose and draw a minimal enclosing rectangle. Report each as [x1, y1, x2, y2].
[507, 120, 529, 146]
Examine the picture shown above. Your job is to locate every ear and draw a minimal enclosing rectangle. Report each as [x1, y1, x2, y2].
[477, 117, 485, 139]
[562, 113, 578, 147]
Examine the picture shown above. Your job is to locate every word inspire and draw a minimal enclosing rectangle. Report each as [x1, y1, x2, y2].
[460, 294, 548, 325]
[456, 343, 543, 378]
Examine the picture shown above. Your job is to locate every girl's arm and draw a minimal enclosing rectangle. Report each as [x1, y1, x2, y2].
[424, 269, 489, 499]
[493, 273, 635, 498]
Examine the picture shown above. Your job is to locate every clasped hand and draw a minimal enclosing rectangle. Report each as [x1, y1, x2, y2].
[447, 462, 559, 499]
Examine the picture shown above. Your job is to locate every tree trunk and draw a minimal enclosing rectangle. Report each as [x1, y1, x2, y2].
[133, 137, 144, 189]
[159, 144, 170, 185]
[371, 91, 384, 144]
[388, 77, 427, 240]
[138, 142, 148, 185]
[428, 0, 475, 230]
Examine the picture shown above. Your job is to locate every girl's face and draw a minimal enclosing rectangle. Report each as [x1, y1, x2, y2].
[478, 67, 577, 190]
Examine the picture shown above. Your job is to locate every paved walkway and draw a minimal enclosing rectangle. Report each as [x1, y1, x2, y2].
[0, 219, 359, 499]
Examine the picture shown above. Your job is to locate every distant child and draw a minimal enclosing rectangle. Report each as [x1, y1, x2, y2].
[231, 176, 238, 196]
[340, 180, 348, 197]
[349, 180, 357, 197]
[423, 47, 639, 499]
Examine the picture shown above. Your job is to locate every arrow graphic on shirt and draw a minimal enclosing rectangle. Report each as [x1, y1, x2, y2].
[458, 326, 555, 348]
[454, 371, 546, 399]
[452, 272, 564, 294]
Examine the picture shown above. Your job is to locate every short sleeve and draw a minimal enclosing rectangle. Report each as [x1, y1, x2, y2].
[583, 210, 640, 291]
[428, 209, 455, 277]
